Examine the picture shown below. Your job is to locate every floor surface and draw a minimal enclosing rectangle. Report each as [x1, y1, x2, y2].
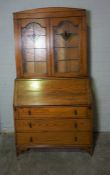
[0, 132, 110, 175]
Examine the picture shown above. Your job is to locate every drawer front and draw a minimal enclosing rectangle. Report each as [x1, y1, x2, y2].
[16, 132, 92, 146]
[15, 119, 92, 132]
[16, 107, 89, 119]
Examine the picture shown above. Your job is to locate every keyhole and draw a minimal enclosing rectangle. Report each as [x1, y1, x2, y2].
[28, 110, 31, 115]
[30, 137, 33, 143]
[74, 110, 78, 115]
[29, 122, 32, 128]
[74, 137, 78, 142]
[74, 123, 78, 128]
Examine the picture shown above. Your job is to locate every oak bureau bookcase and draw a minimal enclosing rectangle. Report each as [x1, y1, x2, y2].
[13, 7, 93, 155]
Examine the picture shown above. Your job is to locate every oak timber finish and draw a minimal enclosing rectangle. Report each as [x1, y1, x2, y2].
[14, 7, 86, 19]
[13, 78, 93, 154]
[16, 106, 90, 119]
[14, 78, 92, 106]
[16, 132, 92, 146]
[13, 7, 87, 78]
[15, 119, 92, 132]
[13, 7, 93, 155]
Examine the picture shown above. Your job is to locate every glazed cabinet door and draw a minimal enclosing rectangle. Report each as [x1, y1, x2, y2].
[14, 15, 87, 78]
[50, 17, 87, 77]
[14, 19, 50, 78]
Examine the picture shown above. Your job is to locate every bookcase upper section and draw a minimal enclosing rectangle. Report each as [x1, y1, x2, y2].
[13, 7, 88, 78]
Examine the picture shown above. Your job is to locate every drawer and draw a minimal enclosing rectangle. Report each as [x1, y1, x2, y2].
[15, 119, 92, 132]
[16, 132, 92, 146]
[16, 107, 89, 119]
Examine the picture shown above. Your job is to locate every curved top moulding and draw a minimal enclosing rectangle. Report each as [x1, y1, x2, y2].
[13, 7, 86, 19]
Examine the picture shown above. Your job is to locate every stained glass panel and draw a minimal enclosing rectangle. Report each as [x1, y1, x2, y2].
[21, 22, 47, 74]
[53, 20, 80, 73]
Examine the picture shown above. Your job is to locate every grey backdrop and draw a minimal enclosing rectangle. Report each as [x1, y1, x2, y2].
[0, 0, 110, 132]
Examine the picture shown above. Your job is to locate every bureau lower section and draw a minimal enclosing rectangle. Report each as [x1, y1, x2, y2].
[14, 106, 93, 155]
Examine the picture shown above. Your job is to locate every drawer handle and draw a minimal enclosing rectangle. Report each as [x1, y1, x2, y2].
[28, 110, 31, 115]
[74, 122, 78, 128]
[28, 123, 32, 128]
[74, 110, 78, 115]
[74, 137, 78, 142]
[30, 137, 33, 143]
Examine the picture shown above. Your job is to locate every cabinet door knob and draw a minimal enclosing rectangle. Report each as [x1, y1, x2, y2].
[28, 110, 31, 115]
[30, 137, 33, 143]
[74, 136, 78, 142]
[29, 122, 32, 128]
[74, 110, 78, 115]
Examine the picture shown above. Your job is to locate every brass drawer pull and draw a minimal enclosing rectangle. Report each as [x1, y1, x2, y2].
[28, 122, 32, 128]
[30, 137, 33, 143]
[74, 110, 78, 115]
[74, 122, 78, 128]
[74, 137, 78, 142]
[28, 110, 31, 115]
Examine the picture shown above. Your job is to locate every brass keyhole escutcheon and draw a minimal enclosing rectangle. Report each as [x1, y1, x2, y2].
[74, 122, 78, 128]
[30, 137, 33, 143]
[74, 137, 78, 142]
[28, 110, 31, 115]
[29, 122, 32, 128]
[74, 110, 78, 115]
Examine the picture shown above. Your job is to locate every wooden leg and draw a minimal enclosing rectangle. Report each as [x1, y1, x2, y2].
[86, 147, 93, 156]
[88, 148, 93, 156]
[80, 147, 93, 156]
[16, 146, 30, 156]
